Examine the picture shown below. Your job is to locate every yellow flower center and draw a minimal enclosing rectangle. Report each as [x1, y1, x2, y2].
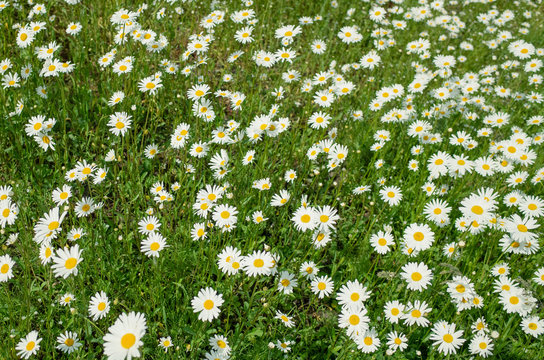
[411, 272, 422, 281]
[253, 259, 264, 268]
[65, 258, 77, 269]
[471, 205, 483, 215]
[0, 264, 9, 274]
[203, 299, 214, 310]
[348, 314, 360, 325]
[121, 333, 136, 349]
[443, 334, 453, 343]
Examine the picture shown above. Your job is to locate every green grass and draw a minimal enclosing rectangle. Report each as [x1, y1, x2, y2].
[1, 0, 544, 359]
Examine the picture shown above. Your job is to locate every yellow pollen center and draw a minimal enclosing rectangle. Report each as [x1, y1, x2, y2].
[318, 282, 326, 290]
[121, 333, 136, 349]
[203, 299, 214, 310]
[65, 257, 77, 269]
[0, 264, 9, 274]
[411, 272, 422, 281]
[349, 314, 360, 325]
[471, 205, 483, 215]
[443, 334, 453, 343]
[254, 259, 264, 268]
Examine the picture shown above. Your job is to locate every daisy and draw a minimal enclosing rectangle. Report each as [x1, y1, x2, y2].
[51, 244, 82, 278]
[93, 168, 108, 184]
[187, 84, 210, 101]
[66, 22, 82, 35]
[315, 205, 339, 231]
[158, 336, 173, 352]
[387, 331, 408, 353]
[384, 300, 405, 324]
[212, 204, 238, 227]
[338, 306, 370, 337]
[138, 75, 162, 94]
[89, 291, 110, 321]
[380, 186, 403, 206]
[491, 263, 510, 277]
[277, 271, 297, 295]
[108, 112, 132, 136]
[275, 25, 301, 42]
[16, 27, 35, 48]
[403, 223, 435, 252]
[0, 254, 15, 282]
[275, 311, 295, 328]
[33, 206, 66, 243]
[191, 287, 224, 322]
[140, 232, 168, 258]
[242, 250, 274, 277]
[469, 334, 493, 358]
[59, 293, 75, 306]
[519, 196, 543, 218]
[209, 335, 230, 355]
[430, 321, 465, 356]
[39, 242, 54, 265]
[235, 26, 254, 43]
[314, 89, 335, 107]
[533, 267, 544, 286]
[191, 222, 207, 242]
[336, 280, 370, 310]
[291, 206, 318, 231]
[403, 300, 432, 327]
[275, 340, 293, 353]
[299, 261, 319, 279]
[308, 111, 331, 129]
[504, 214, 538, 243]
[353, 185, 371, 195]
[369, 230, 394, 254]
[56, 331, 82, 354]
[355, 328, 381, 354]
[499, 287, 533, 316]
[52, 185, 72, 206]
[74, 197, 96, 217]
[423, 199, 451, 225]
[271, 190, 290, 207]
[103, 312, 147, 360]
[521, 316, 544, 338]
[16, 331, 42, 359]
[401, 262, 433, 292]
[138, 216, 161, 235]
[311, 275, 334, 298]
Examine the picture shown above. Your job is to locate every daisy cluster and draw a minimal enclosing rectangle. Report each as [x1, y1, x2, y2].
[1, 0, 543, 359]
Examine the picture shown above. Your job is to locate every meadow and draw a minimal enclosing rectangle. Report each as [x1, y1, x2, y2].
[1, 0, 544, 358]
